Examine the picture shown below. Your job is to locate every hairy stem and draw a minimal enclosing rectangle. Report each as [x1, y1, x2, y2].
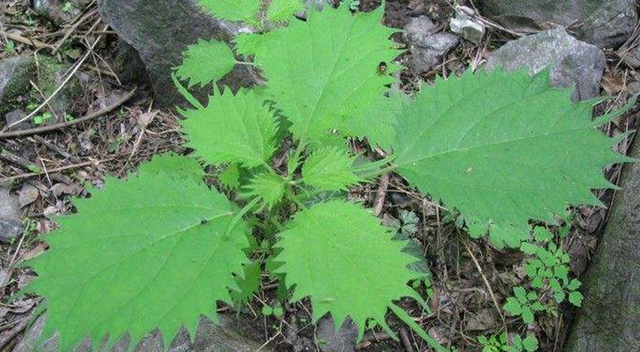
[389, 303, 450, 352]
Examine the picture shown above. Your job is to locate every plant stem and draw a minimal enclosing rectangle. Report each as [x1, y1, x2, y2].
[360, 164, 397, 180]
[225, 197, 261, 236]
[389, 303, 450, 352]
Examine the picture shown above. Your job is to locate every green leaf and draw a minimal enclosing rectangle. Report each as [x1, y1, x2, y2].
[468, 221, 529, 249]
[504, 298, 522, 315]
[302, 147, 363, 191]
[244, 172, 287, 208]
[568, 291, 584, 307]
[219, 164, 241, 190]
[531, 277, 544, 288]
[232, 261, 261, 304]
[567, 278, 582, 291]
[274, 201, 422, 339]
[139, 153, 204, 182]
[23, 160, 251, 351]
[307, 133, 350, 154]
[554, 265, 569, 280]
[522, 335, 539, 351]
[533, 227, 553, 242]
[339, 93, 402, 150]
[267, 0, 304, 22]
[514, 286, 527, 302]
[198, 0, 261, 23]
[521, 307, 534, 324]
[175, 39, 236, 88]
[394, 68, 630, 247]
[520, 242, 539, 255]
[530, 301, 545, 312]
[234, 33, 268, 57]
[181, 88, 278, 167]
[253, 4, 400, 140]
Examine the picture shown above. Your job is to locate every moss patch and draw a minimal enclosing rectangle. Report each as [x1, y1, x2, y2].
[0, 56, 37, 114]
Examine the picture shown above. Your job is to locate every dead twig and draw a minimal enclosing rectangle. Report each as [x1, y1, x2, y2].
[0, 30, 55, 50]
[53, 9, 99, 54]
[0, 158, 110, 184]
[399, 328, 417, 352]
[462, 240, 507, 327]
[374, 173, 390, 217]
[0, 316, 32, 350]
[30, 135, 80, 163]
[0, 89, 136, 139]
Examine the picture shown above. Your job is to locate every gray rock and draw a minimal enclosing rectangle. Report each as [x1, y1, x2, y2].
[112, 39, 147, 85]
[316, 316, 358, 352]
[0, 188, 21, 223]
[0, 218, 23, 244]
[4, 110, 33, 132]
[32, 0, 92, 25]
[0, 56, 36, 114]
[450, 6, 485, 45]
[403, 16, 437, 45]
[1, 56, 78, 123]
[485, 28, 605, 101]
[19, 184, 39, 208]
[15, 314, 274, 352]
[96, 0, 258, 107]
[621, 46, 640, 68]
[0, 187, 23, 244]
[403, 17, 459, 73]
[628, 81, 640, 95]
[481, 0, 637, 49]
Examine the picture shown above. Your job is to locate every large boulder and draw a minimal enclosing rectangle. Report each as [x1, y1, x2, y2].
[480, 0, 637, 49]
[14, 314, 274, 352]
[96, 0, 257, 107]
[564, 137, 640, 351]
[485, 29, 605, 102]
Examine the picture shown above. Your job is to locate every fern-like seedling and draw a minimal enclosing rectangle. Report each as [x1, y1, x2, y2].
[20, 1, 632, 351]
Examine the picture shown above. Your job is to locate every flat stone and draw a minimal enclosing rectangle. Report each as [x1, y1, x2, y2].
[485, 28, 605, 101]
[316, 316, 358, 352]
[628, 81, 640, 95]
[14, 314, 274, 352]
[450, 6, 485, 45]
[481, 0, 637, 49]
[18, 184, 40, 208]
[96, 0, 258, 107]
[403, 16, 459, 73]
[621, 46, 640, 69]
[0, 188, 21, 221]
[0, 187, 23, 244]
[403, 16, 437, 44]
[4, 110, 33, 132]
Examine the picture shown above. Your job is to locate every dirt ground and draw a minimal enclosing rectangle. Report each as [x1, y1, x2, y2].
[0, 0, 638, 351]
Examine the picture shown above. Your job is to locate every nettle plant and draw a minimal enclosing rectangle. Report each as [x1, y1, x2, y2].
[20, 1, 632, 352]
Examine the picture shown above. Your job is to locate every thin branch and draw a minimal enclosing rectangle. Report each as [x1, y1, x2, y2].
[0, 89, 136, 139]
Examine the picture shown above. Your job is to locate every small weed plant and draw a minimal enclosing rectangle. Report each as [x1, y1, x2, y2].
[478, 332, 538, 352]
[20, 1, 631, 351]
